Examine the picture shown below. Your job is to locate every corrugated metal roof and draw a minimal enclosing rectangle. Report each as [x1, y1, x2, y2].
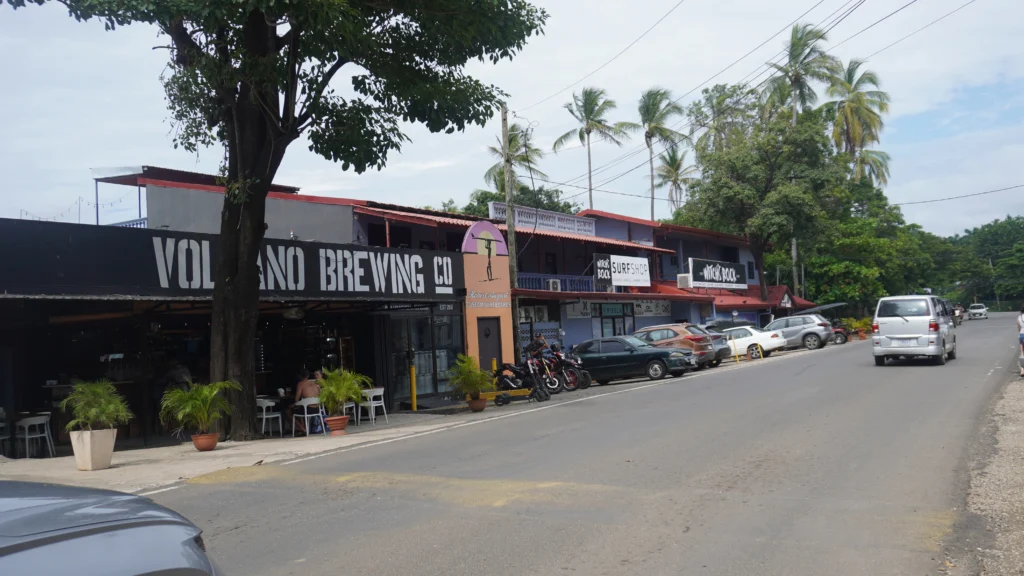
[354, 206, 476, 228]
[496, 224, 675, 254]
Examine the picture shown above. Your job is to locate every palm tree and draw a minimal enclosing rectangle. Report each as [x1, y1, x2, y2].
[621, 88, 687, 220]
[855, 146, 891, 187]
[820, 59, 890, 154]
[655, 145, 699, 213]
[552, 87, 629, 209]
[765, 23, 841, 127]
[485, 122, 547, 190]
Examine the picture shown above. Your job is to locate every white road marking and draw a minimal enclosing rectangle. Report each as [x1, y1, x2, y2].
[282, 346, 829, 466]
[138, 486, 181, 496]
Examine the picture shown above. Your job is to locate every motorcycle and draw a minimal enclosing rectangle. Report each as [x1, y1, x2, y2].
[528, 354, 563, 395]
[953, 308, 963, 327]
[494, 362, 549, 405]
[550, 344, 588, 391]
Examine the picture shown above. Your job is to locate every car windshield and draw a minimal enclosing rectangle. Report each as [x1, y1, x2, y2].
[878, 299, 930, 317]
[621, 336, 650, 348]
[687, 326, 709, 335]
[969, 304, 985, 309]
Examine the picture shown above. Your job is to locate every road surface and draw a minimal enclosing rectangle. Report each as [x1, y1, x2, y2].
[154, 314, 1016, 575]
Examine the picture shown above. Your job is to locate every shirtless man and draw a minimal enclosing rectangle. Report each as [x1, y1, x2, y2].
[293, 369, 321, 434]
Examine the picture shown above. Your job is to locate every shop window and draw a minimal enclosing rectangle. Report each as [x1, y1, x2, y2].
[444, 231, 464, 252]
[368, 223, 386, 246]
[747, 261, 756, 280]
[543, 252, 558, 274]
[391, 225, 412, 248]
[433, 315, 463, 392]
[720, 246, 740, 263]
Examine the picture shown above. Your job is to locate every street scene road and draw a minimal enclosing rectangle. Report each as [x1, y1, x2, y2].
[152, 314, 1016, 576]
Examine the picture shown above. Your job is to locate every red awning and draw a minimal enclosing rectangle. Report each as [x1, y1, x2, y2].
[512, 289, 713, 302]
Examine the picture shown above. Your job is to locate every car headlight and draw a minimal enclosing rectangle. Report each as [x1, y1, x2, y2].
[669, 351, 685, 358]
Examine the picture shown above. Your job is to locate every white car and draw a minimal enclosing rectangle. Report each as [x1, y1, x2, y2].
[721, 326, 787, 359]
[967, 303, 989, 320]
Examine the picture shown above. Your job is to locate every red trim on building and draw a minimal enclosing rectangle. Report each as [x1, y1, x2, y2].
[139, 178, 367, 207]
[512, 289, 713, 303]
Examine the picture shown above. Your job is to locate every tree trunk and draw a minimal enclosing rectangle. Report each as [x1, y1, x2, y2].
[791, 237, 799, 296]
[586, 130, 593, 210]
[648, 136, 655, 221]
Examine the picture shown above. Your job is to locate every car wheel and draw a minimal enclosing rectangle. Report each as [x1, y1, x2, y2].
[646, 360, 667, 380]
[934, 348, 947, 365]
[834, 333, 847, 345]
[746, 344, 763, 359]
[803, 334, 821, 350]
[948, 339, 957, 360]
[596, 380, 609, 386]
[874, 356, 885, 366]
[710, 359, 722, 368]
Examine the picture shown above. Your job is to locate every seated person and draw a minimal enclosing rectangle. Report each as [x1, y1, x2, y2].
[292, 369, 321, 434]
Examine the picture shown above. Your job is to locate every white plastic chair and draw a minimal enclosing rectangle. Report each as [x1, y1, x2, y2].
[292, 397, 326, 437]
[15, 415, 54, 458]
[343, 400, 358, 425]
[256, 399, 282, 437]
[358, 388, 388, 426]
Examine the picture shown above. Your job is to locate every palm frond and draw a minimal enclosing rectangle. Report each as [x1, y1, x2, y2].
[60, 379, 133, 431]
[160, 380, 241, 435]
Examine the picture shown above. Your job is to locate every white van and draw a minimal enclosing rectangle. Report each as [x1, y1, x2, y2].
[872, 295, 957, 366]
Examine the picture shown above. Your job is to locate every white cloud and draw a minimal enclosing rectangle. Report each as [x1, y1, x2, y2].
[1, 0, 1021, 233]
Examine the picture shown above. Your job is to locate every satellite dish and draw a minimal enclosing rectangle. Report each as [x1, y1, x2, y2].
[283, 307, 306, 320]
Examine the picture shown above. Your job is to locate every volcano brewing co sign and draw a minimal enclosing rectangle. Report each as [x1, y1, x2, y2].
[688, 257, 747, 290]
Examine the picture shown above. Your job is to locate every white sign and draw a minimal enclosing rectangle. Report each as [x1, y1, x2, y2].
[610, 255, 650, 287]
[566, 300, 593, 319]
[634, 300, 672, 317]
[488, 202, 596, 236]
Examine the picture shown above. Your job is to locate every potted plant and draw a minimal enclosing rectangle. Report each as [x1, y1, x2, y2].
[159, 380, 241, 451]
[59, 379, 133, 471]
[448, 354, 495, 412]
[319, 368, 370, 435]
[853, 318, 872, 340]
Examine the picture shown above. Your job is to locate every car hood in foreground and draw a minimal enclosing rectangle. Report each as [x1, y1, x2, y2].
[0, 481, 195, 538]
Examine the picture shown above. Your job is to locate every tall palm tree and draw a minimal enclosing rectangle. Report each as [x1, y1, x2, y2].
[552, 87, 629, 209]
[485, 122, 547, 189]
[655, 145, 698, 213]
[855, 145, 891, 187]
[820, 59, 890, 155]
[765, 23, 841, 127]
[621, 87, 687, 220]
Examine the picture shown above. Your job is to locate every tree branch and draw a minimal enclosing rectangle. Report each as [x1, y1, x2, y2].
[296, 58, 349, 127]
[283, 25, 301, 129]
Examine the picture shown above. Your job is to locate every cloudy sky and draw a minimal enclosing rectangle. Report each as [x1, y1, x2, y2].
[1, 0, 1021, 237]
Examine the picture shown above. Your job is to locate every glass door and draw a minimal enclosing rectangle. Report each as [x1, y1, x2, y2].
[389, 314, 436, 399]
[390, 319, 411, 398]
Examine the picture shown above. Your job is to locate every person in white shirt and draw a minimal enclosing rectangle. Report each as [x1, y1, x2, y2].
[1017, 305, 1024, 377]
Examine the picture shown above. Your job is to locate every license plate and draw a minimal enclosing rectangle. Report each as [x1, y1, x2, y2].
[893, 338, 917, 347]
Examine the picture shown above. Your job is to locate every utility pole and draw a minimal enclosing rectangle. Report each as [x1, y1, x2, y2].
[791, 237, 799, 294]
[990, 258, 1001, 310]
[94, 181, 99, 225]
[502, 104, 523, 361]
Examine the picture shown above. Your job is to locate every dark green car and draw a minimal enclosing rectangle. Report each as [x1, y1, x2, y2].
[572, 335, 696, 384]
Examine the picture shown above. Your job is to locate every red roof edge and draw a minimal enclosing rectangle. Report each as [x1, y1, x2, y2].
[513, 288, 713, 303]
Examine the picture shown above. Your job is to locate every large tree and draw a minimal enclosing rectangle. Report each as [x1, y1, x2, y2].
[621, 87, 686, 220]
[10, 0, 547, 439]
[765, 23, 841, 127]
[819, 59, 890, 155]
[552, 87, 629, 210]
[686, 84, 757, 159]
[484, 122, 546, 190]
[463, 171, 577, 217]
[673, 112, 842, 302]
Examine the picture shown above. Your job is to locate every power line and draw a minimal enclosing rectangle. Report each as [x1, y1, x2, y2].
[515, 0, 691, 113]
[828, 0, 921, 51]
[864, 0, 980, 61]
[893, 184, 1024, 206]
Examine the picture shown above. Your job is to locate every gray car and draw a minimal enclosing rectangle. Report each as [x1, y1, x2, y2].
[763, 314, 833, 350]
[0, 481, 218, 575]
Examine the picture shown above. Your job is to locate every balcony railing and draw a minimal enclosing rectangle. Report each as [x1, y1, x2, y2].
[518, 273, 594, 292]
[112, 217, 148, 229]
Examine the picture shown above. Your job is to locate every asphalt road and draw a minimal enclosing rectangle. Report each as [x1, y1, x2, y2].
[154, 314, 1018, 576]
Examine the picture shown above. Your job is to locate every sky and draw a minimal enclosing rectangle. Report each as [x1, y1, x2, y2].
[1, 0, 1021, 237]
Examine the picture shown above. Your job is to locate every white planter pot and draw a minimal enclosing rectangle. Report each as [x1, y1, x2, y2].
[69, 429, 118, 471]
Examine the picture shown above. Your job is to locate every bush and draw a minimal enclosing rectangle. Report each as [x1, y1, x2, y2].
[319, 368, 370, 416]
[448, 354, 495, 401]
[160, 380, 241, 435]
[60, 379, 133, 431]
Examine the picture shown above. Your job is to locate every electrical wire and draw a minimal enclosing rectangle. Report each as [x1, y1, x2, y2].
[893, 184, 1024, 206]
[863, 0, 980, 61]
[515, 0, 691, 113]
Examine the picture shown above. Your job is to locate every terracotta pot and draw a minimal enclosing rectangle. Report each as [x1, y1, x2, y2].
[467, 398, 487, 412]
[191, 433, 219, 452]
[858, 330, 868, 340]
[69, 428, 117, 471]
[325, 415, 350, 436]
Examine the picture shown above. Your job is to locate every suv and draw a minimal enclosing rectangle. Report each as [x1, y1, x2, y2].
[872, 295, 956, 366]
[967, 303, 989, 320]
[763, 314, 833, 350]
[632, 324, 716, 369]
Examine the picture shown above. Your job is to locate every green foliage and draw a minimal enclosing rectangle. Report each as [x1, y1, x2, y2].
[764, 23, 842, 122]
[655, 145, 698, 212]
[685, 84, 757, 159]
[448, 354, 495, 401]
[463, 180, 579, 217]
[60, 379, 133, 431]
[819, 59, 890, 155]
[319, 368, 370, 416]
[160, 380, 241, 434]
[553, 87, 630, 152]
[485, 123, 547, 189]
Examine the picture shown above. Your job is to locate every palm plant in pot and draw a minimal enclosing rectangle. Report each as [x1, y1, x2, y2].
[319, 368, 370, 435]
[159, 380, 241, 451]
[449, 354, 495, 412]
[60, 379, 133, 471]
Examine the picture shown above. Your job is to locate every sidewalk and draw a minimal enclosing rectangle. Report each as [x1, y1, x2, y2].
[0, 411, 457, 494]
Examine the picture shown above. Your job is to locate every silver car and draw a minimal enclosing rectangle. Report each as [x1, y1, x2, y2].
[872, 295, 956, 366]
[0, 481, 218, 574]
[763, 314, 833, 350]
[967, 303, 989, 319]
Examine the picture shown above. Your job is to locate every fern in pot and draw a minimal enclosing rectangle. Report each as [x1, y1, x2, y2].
[449, 354, 495, 412]
[319, 368, 370, 435]
[60, 379, 133, 471]
[159, 380, 240, 451]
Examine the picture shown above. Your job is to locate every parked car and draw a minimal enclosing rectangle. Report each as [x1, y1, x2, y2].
[693, 325, 733, 366]
[704, 319, 755, 331]
[632, 323, 715, 369]
[872, 295, 956, 366]
[720, 326, 787, 358]
[0, 481, 219, 575]
[573, 336, 696, 384]
[967, 303, 989, 320]
[763, 314, 833, 350]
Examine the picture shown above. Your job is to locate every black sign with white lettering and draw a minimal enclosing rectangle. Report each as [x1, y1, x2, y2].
[593, 254, 612, 291]
[688, 257, 747, 290]
[0, 219, 464, 301]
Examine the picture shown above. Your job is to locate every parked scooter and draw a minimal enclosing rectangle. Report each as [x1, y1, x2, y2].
[531, 355, 563, 394]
